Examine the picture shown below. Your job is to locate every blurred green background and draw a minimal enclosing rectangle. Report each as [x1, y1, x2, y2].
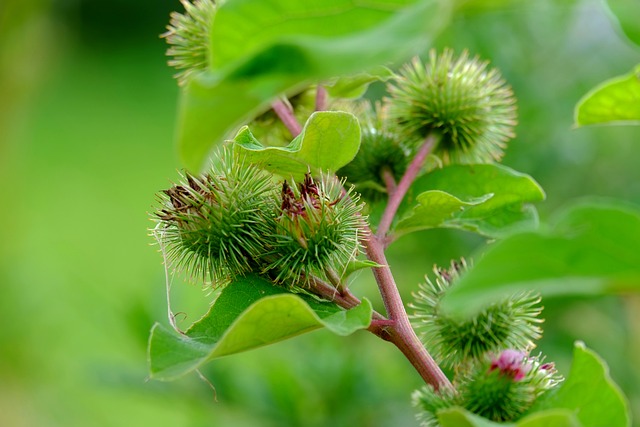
[1, 0, 639, 426]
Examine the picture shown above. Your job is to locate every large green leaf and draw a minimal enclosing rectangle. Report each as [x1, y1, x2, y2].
[234, 111, 361, 179]
[530, 342, 630, 427]
[148, 275, 372, 380]
[325, 67, 394, 99]
[440, 201, 640, 316]
[516, 410, 582, 427]
[394, 164, 545, 239]
[606, 0, 640, 46]
[437, 408, 506, 427]
[574, 64, 640, 127]
[177, 0, 452, 170]
[437, 407, 582, 427]
[209, 0, 445, 69]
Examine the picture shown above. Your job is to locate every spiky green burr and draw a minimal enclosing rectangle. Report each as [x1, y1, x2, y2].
[412, 351, 563, 425]
[163, 0, 216, 86]
[387, 49, 517, 164]
[153, 152, 276, 287]
[410, 260, 543, 370]
[459, 351, 563, 422]
[263, 174, 365, 286]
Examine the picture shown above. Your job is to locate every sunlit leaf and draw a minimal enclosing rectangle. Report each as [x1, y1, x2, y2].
[574, 64, 640, 127]
[233, 111, 361, 179]
[148, 275, 372, 380]
[440, 201, 640, 316]
[517, 410, 582, 427]
[530, 342, 630, 427]
[394, 164, 545, 239]
[177, 0, 452, 170]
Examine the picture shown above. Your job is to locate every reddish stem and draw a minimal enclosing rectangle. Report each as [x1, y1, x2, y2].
[377, 135, 437, 240]
[315, 85, 327, 111]
[363, 228, 452, 391]
[381, 167, 397, 195]
[272, 99, 302, 137]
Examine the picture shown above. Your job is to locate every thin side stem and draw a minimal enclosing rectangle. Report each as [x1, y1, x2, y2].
[380, 167, 397, 195]
[325, 267, 345, 295]
[272, 99, 302, 137]
[315, 85, 327, 111]
[377, 134, 437, 239]
[308, 275, 390, 339]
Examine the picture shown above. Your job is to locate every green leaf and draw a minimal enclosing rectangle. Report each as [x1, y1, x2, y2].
[517, 410, 582, 427]
[530, 342, 630, 427]
[396, 190, 493, 231]
[574, 64, 640, 127]
[440, 201, 640, 317]
[606, 0, 640, 46]
[437, 407, 582, 427]
[209, 0, 447, 69]
[394, 164, 545, 239]
[177, 0, 452, 170]
[234, 111, 361, 179]
[341, 259, 384, 280]
[148, 275, 372, 380]
[438, 407, 507, 427]
[325, 67, 394, 99]
[454, 0, 529, 14]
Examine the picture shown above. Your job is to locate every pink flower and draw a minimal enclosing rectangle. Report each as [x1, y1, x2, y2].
[490, 349, 532, 381]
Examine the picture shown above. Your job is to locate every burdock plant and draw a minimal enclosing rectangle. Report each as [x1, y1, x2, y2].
[147, 3, 633, 427]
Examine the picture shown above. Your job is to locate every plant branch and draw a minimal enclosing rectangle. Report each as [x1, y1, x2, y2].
[336, 174, 451, 390]
[363, 227, 452, 391]
[325, 267, 345, 294]
[377, 134, 437, 239]
[272, 99, 302, 137]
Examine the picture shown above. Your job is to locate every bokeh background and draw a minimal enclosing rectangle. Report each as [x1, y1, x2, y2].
[1, 0, 639, 426]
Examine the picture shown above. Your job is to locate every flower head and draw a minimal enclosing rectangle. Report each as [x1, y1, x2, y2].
[489, 349, 532, 381]
[152, 151, 276, 286]
[386, 49, 517, 164]
[457, 351, 563, 422]
[410, 259, 543, 369]
[263, 174, 365, 286]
